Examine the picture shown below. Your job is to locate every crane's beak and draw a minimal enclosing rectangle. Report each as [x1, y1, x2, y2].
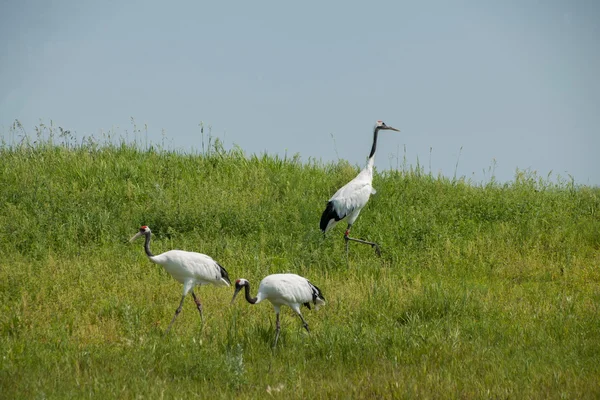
[129, 231, 143, 242]
[384, 126, 400, 132]
[231, 287, 242, 305]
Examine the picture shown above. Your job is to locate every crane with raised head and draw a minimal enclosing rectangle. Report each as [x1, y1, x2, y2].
[320, 120, 401, 256]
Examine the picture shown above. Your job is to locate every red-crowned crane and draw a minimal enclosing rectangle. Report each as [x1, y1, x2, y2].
[129, 225, 231, 334]
[230, 273, 326, 347]
[320, 120, 401, 256]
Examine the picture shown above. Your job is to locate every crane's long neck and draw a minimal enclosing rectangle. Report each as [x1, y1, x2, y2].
[143, 233, 154, 258]
[243, 284, 258, 304]
[367, 127, 380, 170]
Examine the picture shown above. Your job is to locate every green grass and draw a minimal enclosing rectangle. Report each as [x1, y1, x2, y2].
[1, 124, 599, 398]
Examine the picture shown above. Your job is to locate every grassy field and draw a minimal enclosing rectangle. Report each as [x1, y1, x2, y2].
[1, 125, 599, 398]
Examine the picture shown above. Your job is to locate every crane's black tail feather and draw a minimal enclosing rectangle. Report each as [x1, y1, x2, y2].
[308, 281, 326, 309]
[218, 263, 231, 285]
[320, 201, 343, 232]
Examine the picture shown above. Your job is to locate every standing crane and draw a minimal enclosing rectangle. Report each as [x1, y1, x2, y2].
[230, 273, 326, 347]
[320, 120, 401, 256]
[129, 225, 231, 334]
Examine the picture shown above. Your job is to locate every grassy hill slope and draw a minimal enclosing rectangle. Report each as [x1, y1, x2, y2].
[1, 137, 599, 398]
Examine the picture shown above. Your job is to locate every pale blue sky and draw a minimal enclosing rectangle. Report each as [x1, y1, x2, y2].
[1, 0, 598, 185]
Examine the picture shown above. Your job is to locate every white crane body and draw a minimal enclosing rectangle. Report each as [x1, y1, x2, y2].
[323, 160, 376, 233]
[149, 250, 231, 292]
[252, 273, 325, 311]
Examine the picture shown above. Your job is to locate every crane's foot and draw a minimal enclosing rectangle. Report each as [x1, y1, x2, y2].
[303, 322, 310, 333]
[372, 243, 381, 257]
[344, 234, 381, 257]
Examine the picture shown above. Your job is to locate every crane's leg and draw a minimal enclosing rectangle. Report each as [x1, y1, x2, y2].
[345, 234, 350, 257]
[273, 312, 281, 348]
[191, 290, 204, 324]
[344, 226, 381, 256]
[297, 312, 310, 333]
[165, 295, 186, 335]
